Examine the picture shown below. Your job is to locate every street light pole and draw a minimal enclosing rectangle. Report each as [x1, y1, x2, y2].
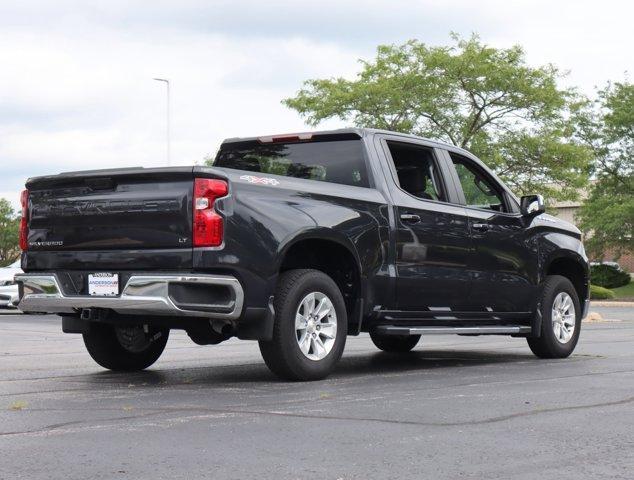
[153, 78, 171, 166]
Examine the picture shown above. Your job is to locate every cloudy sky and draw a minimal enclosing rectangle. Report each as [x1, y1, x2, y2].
[1, 0, 632, 208]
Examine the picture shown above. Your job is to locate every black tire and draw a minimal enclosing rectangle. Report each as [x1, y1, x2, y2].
[370, 330, 421, 352]
[527, 275, 582, 359]
[259, 269, 347, 381]
[83, 323, 169, 371]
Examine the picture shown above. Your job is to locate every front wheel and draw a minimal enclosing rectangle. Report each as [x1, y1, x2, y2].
[83, 323, 169, 371]
[527, 275, 581, 359]
[259, 269, 347, 381]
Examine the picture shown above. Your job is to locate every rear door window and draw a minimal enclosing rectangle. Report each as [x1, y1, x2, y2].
[385, 141, 446, 201]
[214, 139, 370, 188]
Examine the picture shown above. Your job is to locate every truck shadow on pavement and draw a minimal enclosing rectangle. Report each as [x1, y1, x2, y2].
[85, 349, 538, 387]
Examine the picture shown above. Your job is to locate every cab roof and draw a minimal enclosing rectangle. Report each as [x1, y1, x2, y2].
[220, 128, 473, 158]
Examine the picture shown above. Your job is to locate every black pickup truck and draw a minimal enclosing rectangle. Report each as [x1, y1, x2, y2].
[16, 129, 589, 380]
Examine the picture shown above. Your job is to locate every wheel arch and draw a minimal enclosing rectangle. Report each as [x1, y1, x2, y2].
[544, 252, 590, 304]
[276, 229, 365, 334]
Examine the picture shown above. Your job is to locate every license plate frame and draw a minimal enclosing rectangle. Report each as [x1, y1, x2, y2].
[88, 273, 120, 296]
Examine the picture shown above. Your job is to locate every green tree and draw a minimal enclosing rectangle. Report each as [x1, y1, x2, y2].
[0, 198, 20, 266]
[283, 34, 591, 200]
[577, 82, 634, 258]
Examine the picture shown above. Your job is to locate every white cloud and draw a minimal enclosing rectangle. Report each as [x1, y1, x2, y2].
[0, 0, 632, 210]
[0, 24, 360, 208]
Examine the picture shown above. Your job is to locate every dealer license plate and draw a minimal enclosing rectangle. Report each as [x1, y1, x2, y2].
[88, 273, 119, 296]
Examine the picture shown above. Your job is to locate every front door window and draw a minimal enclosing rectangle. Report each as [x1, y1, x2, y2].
[451, 156, 506, 212]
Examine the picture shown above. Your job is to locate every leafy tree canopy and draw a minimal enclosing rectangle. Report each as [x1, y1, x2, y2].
[0, 198, 20, 267]
[283, 34, 592, 201]
[577, 81, 633, 257]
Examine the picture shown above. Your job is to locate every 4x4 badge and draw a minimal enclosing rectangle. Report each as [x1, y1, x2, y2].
[239, 175, 280, 186]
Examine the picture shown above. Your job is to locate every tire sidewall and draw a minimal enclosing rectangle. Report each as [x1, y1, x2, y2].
[276, 272, 347, 379]
[540, 276, 582, 356]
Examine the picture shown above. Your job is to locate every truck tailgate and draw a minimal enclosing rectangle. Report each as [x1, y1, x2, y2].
[26, 167, 195, 252]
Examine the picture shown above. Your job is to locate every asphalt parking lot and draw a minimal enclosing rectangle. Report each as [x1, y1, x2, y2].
[1, 305, 633, 480]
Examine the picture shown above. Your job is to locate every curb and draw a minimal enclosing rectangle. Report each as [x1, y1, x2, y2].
[583, 311, 624, 323]
[590, 301, 634, 307]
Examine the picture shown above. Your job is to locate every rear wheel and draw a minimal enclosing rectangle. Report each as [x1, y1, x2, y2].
[259, 269, 347, 381]
[83, 323, 169, 371]
[370, 331, 421, 352]
[527, 275, 581, 358]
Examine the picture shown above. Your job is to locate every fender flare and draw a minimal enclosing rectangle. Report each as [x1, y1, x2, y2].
[541, 249, 590, 285]
[275, 227, 364, 277]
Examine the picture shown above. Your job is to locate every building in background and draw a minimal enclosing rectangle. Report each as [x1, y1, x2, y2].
[550, 197, 634, 273]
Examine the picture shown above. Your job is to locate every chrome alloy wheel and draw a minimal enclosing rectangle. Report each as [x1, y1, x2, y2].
[551, 292, 576, 344]
[295, 291, 337, 361]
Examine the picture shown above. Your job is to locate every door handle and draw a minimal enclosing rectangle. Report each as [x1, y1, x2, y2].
[400, 214, 421, 224]
[472, 223, 490, 232]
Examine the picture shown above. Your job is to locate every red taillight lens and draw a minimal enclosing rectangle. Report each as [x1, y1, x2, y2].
[19, 189, 29, 251]
[258, 132, 313, 143]
[193, 178, 228, 247]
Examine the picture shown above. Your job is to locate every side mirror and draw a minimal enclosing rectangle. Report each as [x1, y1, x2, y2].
[520, 194, 545, 217]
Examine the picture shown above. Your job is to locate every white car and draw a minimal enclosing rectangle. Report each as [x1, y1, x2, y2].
[0, 260, 22, 309]
[590, 261, 625, 271]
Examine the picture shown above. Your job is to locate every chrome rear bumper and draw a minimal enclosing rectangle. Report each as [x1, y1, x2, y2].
[15, 273, 244, 319]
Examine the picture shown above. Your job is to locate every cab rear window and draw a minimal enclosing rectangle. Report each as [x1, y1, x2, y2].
[214, 139, 370, 188]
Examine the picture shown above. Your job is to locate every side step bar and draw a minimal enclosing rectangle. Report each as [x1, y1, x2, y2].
[375, 326, 532, 336]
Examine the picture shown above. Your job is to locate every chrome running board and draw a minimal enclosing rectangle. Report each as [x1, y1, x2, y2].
[375, 325, 532, 336]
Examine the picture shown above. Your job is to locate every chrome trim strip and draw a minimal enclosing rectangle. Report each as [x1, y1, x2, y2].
[15, 273, 244, 320]
[376, 326, 532, 335]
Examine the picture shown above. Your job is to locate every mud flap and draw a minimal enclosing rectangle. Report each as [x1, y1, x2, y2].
[348, 297, 364, 336]
[235, 297, 275, 341]
[530, 304, 543, 338]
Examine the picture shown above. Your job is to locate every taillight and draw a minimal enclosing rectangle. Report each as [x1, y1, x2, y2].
[19, 189, 29, 251]
[193, 178, 228, 247]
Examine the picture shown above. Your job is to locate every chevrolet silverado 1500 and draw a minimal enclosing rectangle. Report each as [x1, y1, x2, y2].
[16, 129, 589, 380]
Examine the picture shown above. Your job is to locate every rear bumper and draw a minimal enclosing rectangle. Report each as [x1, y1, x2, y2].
[15, 273, 244, 320]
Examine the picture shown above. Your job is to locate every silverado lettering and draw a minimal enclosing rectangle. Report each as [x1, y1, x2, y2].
[33, 198, 182, 217]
